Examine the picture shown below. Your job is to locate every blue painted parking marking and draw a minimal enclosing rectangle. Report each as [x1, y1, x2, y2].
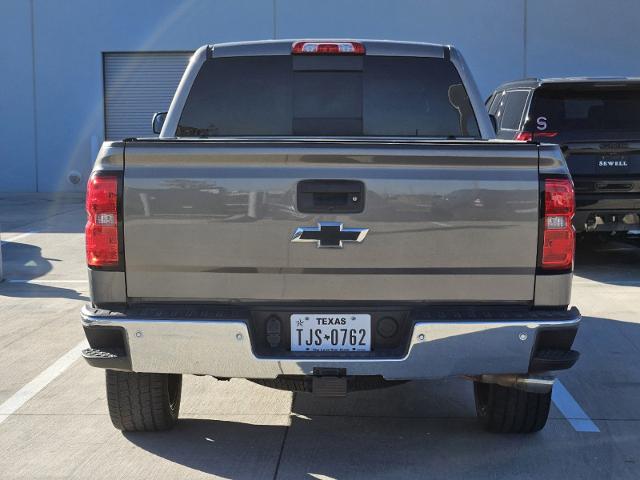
[552, 380, 600, 432]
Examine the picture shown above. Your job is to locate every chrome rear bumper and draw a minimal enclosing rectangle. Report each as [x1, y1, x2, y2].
[81, 305, 580, 380]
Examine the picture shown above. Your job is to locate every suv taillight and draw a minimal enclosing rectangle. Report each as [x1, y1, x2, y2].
[540, 178, 575, 270]
[516, 131, 558, 142]
[86, 173, 120, 268]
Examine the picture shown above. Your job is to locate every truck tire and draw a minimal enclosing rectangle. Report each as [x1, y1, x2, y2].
[106, 370, 182, 432]
[473, 381, 551, 433]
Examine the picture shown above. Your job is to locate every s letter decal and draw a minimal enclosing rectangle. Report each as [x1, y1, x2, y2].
[536, 116, 548, 131]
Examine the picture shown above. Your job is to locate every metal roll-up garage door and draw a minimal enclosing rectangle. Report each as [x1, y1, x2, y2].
[103, 52, 192, 140]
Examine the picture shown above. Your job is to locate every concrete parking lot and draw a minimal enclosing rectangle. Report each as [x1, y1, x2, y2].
[1, 194, 639, 479]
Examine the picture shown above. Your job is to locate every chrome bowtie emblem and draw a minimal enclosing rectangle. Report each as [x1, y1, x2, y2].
[291, 222, 369, 248]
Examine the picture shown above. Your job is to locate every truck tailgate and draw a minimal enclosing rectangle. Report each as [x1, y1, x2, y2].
[122, 140, 540, 302]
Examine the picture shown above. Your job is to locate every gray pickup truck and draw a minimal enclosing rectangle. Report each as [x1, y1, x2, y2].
[82, 40, 580, 434]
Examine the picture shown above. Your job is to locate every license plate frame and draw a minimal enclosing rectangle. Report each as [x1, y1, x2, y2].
[290, 313, 372, 352]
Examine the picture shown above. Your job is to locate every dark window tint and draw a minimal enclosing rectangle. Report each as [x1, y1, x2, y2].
[528, 87, 640, 139]
[491, 91, 508, 129]
[176, 56, 293, 136]
[293, 71, 362, 135]
[500, 90, 529, 130]
[362, 57, 478, 136]
[177, 55, 480, 137]
[488, 92, 503, 115]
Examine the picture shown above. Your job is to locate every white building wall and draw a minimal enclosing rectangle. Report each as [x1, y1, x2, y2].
[0, 0, 638, 192]
[0, 0, 38, 192]
[28, 0, 273, 193]
[526, 0, 640, 79]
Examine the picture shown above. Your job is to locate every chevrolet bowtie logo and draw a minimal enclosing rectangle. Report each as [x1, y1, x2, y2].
[291, 222, 369, 248]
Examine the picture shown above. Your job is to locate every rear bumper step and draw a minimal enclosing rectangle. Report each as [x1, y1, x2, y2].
[80, 305, 580, 380]
[529, 348, 580, 372]
[81, 347, 130, 371]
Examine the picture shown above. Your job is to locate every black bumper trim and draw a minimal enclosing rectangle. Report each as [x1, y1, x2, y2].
[529, 348, 580, 372]
[81, 347, 131, 371]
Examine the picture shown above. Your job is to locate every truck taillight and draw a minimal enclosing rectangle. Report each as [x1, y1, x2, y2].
[291, 41, 365, 55]
[541, 178, 575, 270]
[86, 173, 120, 268]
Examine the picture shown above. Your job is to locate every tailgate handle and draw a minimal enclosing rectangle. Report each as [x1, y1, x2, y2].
[297, 180, 365, 213]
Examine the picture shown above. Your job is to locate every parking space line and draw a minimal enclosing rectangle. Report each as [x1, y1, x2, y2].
[573, 279, 640, 286]
[552, 380, 600, 433]
[0, 340, 88, 425]
[0, 230, 40, 244]
[7, 279, 87, 284]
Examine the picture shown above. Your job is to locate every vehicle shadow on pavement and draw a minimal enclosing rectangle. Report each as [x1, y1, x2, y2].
[0, 241, 88, 301]
[574, 236, 640, 285]
[124, 418, 287, 480]
[118, 405, 589, 480]
[122, 395, 488, 480]
[120, 381, 504, 479]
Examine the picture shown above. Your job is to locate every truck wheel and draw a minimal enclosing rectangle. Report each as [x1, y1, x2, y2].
[473, 381, 551, 433]
[106, 370, 182, 432]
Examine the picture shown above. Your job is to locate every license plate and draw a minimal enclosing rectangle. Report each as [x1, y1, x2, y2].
[290, 314, 371, 352]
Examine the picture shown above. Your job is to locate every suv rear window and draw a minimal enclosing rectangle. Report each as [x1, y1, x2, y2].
[528, 87, 640, 139]
[500, 90, 529, 130]
[176, 55, 480, 138]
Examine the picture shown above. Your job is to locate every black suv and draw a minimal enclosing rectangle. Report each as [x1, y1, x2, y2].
[486, 78, 640, 234]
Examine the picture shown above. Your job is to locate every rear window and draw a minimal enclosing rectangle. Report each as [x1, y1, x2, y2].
[499, 90, 529, 130]
[176, 55, 480, 138]
[528, 87, 640, 139]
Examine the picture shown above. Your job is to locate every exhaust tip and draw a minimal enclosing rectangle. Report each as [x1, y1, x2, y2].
[479, 374, 554, 394]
